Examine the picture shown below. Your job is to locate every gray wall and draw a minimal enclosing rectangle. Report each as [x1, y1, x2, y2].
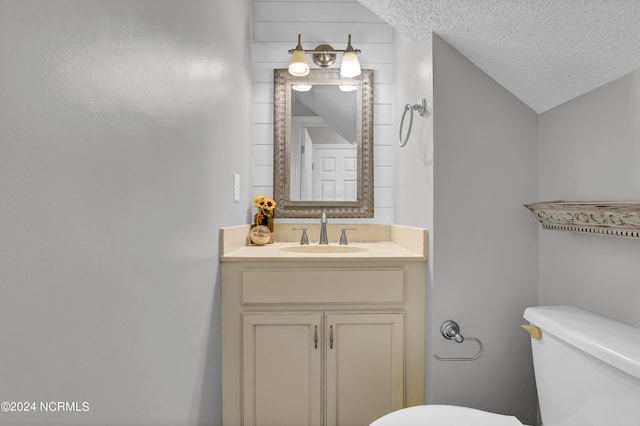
[538, 70, 640, 328]
[0, 1, 253, 425]
[392, 33, 539, 424]
[429, 35, 539, 424]
[391, 29, 435, 406]
[392, 33, 434, 235]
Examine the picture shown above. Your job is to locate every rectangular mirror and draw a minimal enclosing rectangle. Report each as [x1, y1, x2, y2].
[273, 68, 374, 218]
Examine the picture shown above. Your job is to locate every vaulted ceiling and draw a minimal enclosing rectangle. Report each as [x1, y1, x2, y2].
[360, 0, 640, 113]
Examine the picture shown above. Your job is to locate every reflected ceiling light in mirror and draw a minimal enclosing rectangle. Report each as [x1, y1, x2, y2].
[292, 84, 313, 92]
[339, 84, 357, 92]
[287, 34, 361, 77]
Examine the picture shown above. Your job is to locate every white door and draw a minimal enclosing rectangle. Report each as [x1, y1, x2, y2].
[312, 144, 357, 201]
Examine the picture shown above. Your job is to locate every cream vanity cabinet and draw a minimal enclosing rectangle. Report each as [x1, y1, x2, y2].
[242, 311, 404, 426]
[220, 225, 427, 426]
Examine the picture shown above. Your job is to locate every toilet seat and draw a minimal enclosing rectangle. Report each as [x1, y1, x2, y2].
[369, 405, 524, 426]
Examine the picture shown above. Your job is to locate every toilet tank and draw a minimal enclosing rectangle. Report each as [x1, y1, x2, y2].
[524, 306, 640, 426]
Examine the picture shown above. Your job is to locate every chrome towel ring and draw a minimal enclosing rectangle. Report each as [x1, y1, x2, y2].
[399, 98, 427, 147]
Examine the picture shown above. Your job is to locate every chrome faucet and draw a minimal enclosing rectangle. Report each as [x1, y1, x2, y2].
[319, 211, 328, 245]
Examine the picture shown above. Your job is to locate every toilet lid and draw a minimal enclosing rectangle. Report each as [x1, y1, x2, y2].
[369, 405, 524, 426]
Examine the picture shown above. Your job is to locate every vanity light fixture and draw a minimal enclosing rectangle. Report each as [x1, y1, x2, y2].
[287, 34, 362, 77]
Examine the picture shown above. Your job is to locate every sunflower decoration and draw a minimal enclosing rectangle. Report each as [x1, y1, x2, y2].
[253, 195, 276, 228]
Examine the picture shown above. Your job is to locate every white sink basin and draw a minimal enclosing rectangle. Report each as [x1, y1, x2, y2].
[279, 245, 369, 254]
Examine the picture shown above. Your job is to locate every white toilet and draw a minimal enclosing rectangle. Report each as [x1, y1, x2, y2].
[370, 305, 640, 426]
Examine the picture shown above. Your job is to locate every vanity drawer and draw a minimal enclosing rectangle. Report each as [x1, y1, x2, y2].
[242, 269, 404, 304]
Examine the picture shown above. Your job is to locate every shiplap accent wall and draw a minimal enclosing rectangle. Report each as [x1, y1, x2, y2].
[252, 0, 394, 223]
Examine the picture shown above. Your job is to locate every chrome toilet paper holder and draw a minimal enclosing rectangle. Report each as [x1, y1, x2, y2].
[433, 320, 484, 361]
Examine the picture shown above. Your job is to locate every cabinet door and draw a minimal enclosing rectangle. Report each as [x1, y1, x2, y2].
[242, 313, 322, 426]
[325, 313, 404, 426]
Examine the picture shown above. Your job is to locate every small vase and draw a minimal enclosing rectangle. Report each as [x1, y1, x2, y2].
[254, 211, 275, 243]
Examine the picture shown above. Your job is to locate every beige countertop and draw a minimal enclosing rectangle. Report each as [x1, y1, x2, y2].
[220, 224, 428, 262]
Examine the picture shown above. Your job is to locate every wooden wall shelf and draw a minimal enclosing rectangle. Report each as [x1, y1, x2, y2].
[524, 201, 640, 239]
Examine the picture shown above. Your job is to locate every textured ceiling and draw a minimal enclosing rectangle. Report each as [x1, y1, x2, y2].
[359, 0, 640, 113]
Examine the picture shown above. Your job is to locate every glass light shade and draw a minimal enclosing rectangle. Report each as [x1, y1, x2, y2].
[288, 49, 310, 77]
[340, 51, 361, 77]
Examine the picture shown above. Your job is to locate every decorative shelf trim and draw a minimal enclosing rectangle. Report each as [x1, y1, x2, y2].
[524, 201, 640, 239]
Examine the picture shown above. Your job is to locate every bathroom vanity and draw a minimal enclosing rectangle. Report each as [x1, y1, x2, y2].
[220, 224, 427, 426]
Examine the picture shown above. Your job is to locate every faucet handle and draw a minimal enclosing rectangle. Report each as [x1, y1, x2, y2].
[292, 227, 309, 245]
[339, 228, 356, 245]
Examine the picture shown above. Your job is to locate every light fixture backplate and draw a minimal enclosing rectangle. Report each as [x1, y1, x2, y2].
[311, 44, 336, 68]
